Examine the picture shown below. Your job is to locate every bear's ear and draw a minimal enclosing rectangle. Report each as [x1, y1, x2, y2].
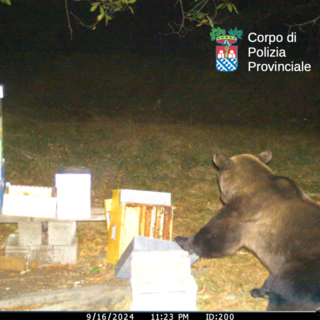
[256, 150, 272, 164]
[213, 154, 233, 169]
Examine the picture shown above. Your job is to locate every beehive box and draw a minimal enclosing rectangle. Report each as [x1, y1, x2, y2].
[2, 184, 57, 218]
[115, 236, 199, 279]
[55, 167, 91, 220]
[130, 251, 198, 311]
[106, 189, 173, 265]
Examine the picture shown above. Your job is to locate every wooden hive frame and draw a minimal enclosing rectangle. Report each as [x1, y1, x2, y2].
[106, 189, 173, 265]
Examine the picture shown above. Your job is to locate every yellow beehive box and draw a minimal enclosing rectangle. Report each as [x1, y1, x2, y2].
[105, 189, 173, 265]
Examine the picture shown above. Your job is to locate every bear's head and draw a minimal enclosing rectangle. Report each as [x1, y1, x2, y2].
[213, 151, 273, 204]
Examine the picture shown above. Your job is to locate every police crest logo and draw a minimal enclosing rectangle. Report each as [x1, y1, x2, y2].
[211, 27, 243, 72]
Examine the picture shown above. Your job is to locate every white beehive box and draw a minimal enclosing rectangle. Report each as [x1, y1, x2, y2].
[55, 167, 91, 220]
[2, 183, 57, 218]
[130, 251, 198, 311]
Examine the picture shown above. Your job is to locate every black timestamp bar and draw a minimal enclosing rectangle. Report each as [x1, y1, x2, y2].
[150, 313, 235, 320]
[85, 313, 235, 320]
[84, 311, 319, 320]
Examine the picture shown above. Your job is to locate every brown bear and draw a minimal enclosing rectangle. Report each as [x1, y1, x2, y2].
[175, 151, 320, 311]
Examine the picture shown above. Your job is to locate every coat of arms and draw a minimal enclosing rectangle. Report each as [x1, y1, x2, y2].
[210, 27, 243, 72]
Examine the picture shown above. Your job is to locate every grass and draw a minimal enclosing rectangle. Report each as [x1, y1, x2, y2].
[0, 51, 320, 310]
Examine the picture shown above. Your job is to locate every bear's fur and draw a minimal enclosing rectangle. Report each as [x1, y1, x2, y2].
[175, 151, 320, 311]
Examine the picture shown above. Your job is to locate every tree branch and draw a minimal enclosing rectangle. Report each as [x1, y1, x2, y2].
[65, 0, 73, 40]
[286, 14, 320, 33]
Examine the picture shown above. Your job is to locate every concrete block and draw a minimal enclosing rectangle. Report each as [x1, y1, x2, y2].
[5, 234, 30, 260]
[29, 245, 54, 266]
[5, 233, 77, 266]
[6, 234, 54, 267]
[53, 236, 78, 264]
[48, 221, 76, 245]
[18, 221, 42, 246]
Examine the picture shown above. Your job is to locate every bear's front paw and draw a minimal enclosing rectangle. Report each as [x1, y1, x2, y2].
[174, 236, 194, 254]
[250, 288, 269, 299]
[174, 236, 187, 248]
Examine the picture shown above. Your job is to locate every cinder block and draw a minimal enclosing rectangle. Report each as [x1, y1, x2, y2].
[18, 221, 42, 246]
[5, 234, 54, 267]
[130, 275, 198, 311]
[5, 234, 30, 260]
[6, 233, 78, 266]
[48, 221, 76, 245]
[29, 245, 54, 266]
[53, 236, 78, 264]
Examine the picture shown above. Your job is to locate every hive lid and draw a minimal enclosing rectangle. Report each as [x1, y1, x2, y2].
[119, 189, 171, 206]
[57, 167, 91, 174]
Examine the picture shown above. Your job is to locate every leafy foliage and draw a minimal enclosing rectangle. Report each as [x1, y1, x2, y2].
[210, 27, 226, 41]
[0, 0, 11, 5]
[228, 27, 243, 39]
[71, 0, 239, 36]
[73, 0, 136, 29]
[216, 1, 238, 14]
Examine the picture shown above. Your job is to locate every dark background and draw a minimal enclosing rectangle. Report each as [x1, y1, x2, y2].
[0, 0, 319, 123]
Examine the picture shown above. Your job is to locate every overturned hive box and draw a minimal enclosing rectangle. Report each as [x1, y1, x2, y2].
[106, 189, 173, 265]
[115, 236, 199, 279]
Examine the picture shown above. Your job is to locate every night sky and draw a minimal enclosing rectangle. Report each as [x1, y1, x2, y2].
[0, 0, 182, 53]
[1, 1, 318, 60]
[0, 0, 319, 121]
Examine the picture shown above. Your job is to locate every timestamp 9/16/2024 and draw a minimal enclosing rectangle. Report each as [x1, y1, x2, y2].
[86, 313, 235, 320]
